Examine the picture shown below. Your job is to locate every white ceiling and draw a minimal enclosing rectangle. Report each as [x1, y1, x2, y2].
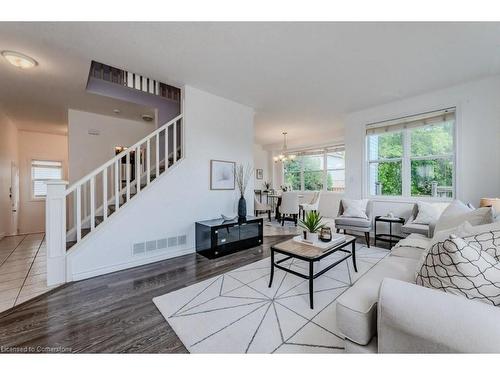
[1, 22, 500, 142]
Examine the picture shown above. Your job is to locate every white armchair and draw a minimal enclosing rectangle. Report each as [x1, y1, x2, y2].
[279, 192, 299, 226]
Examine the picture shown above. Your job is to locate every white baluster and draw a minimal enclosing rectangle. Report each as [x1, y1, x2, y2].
[134, 74, 140, 90]
[90, 176, 95, 230]
[127, 72, 134, 88]
[126, 152, 131, 201]
[136, 146, 141, 194]
[115, 160, 119, 210]
[156, 133, 160, 176]
[76, 185, 82, 242]
[173, 121, 177, 163]
[164, 128, 169, 170]
[103, 169, 108, 220]
[146, 138, 151, 185]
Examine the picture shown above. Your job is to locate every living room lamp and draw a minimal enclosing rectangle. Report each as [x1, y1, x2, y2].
[273, 132, 296, 163]
[479, 197, 500, 214]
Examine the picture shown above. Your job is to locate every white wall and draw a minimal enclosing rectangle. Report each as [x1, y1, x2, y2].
[18, 130, 68, 234]
[67, 86, 255, 280]
[344, 75, 500, 234]
[0, 110, 18, 238]
[68, 109, 156, 183]
[253, 143, 271, 190]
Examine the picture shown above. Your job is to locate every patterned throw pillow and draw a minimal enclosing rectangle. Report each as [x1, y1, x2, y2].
[463, 229, 500, 261]
[416, 235, 500, 306]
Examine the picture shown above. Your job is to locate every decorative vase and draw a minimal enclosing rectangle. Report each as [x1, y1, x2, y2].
[238, 196, 247, 219]
[307, 232, 318, 242]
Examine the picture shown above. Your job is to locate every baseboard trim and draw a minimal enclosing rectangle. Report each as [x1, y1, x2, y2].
[69, 246, 194, 282]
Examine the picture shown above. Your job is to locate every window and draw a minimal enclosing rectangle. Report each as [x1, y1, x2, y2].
[31, 160, 63, 199]
[283, 158, 301, 191]
[366, 109, 455, 198]
[327, 150, 345, 192]
[302, 154, 324, 191]
[283, 146, 345, 192]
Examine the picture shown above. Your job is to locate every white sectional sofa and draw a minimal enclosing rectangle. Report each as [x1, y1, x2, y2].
[336, 233, 500, 353]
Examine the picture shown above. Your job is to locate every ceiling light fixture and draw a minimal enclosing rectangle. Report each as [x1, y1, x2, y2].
[1, 50, 37, 69]
[141, 114, 154, 122]
[273, 132, 296, 163]
[113, 109, 121, 114]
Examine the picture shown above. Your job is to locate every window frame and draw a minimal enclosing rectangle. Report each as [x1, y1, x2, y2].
[326, 150, 346, 192]
[282, 146, 345, 193]
[365, 111, 457, 201]
[30, 159, 64, 201]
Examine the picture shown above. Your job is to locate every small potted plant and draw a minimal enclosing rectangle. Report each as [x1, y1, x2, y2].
[299, 211, 324, 242]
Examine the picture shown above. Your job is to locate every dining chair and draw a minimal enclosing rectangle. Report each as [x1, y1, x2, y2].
[279, 192, 299, 226]
[299, 192, 321, 220]
[254, 197, 272, 221]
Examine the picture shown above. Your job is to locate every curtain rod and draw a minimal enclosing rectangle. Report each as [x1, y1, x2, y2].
[365, 107, 456, 128]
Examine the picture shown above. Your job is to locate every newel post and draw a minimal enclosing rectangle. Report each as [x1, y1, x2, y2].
[46, 180, 68, 286]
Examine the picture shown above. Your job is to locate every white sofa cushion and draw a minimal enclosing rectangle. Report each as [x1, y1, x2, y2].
[335, 216, 371, 228]
[416, 235, 500, 306]
[434, 203, 493, 234]
[413, 202, 448, 225]
[341, 199, 368, 219]
[391, 234, 430, 260]
[336, 256, 419, 346]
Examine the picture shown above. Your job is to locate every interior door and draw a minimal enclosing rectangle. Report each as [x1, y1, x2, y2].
[10, 162, 19, 235]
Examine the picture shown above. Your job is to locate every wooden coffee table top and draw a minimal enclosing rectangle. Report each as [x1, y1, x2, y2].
[272, 235, 356, 259]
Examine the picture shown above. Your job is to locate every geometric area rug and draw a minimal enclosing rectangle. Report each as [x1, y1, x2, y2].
[153, 244, 389, 353]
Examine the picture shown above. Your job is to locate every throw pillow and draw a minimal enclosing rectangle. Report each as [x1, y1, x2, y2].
[341, 199, 368, 219]
[415, 221, 471, 274]
[434, 205, 494, 234]
[413, 202, 448, 225]
[416, 235, 500, 306]
[461, 221, 500, 261]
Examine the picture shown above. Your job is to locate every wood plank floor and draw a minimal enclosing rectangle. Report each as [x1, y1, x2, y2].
[0, 234, 374, 353]
[0, 235, 287, 353]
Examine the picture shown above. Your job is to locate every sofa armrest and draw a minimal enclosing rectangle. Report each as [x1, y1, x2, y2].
[428, 221, 436, 237]
[378, 278, 500, 353]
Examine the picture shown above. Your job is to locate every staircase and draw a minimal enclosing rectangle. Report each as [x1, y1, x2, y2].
[46, 114, 184, 258]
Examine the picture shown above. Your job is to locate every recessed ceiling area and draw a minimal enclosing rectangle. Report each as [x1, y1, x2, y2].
[1, 22, 500, 141]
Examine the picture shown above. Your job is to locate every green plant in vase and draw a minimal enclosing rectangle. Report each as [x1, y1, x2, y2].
[299, 211, 324, 242]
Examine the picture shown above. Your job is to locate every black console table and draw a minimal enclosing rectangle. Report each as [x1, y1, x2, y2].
[195, 216, 263, 259]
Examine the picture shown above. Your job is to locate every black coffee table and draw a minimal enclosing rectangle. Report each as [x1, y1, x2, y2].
[268, 235, 357, 309]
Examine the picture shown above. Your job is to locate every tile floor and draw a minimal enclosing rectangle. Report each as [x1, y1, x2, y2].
[0, 233, 56, 313]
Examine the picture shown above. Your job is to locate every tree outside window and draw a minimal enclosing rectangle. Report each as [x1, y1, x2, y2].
[367, 112, 455, 198]
[283, 147, 345, 192]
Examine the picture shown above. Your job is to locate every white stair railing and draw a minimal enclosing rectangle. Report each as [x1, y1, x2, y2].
[46, 114, 183, 286]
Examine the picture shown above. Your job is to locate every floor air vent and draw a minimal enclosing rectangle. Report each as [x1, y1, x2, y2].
[168, 237, 178, 247]
[133, 242, 145, 255]
[157, 238, 168, 249]
[133, 234, 187, 256]
[178, 235, 187, 246]
[146, 240, 157, 252]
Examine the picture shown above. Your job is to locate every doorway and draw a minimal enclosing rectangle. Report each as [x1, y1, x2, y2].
[10, 162, 19, 235]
